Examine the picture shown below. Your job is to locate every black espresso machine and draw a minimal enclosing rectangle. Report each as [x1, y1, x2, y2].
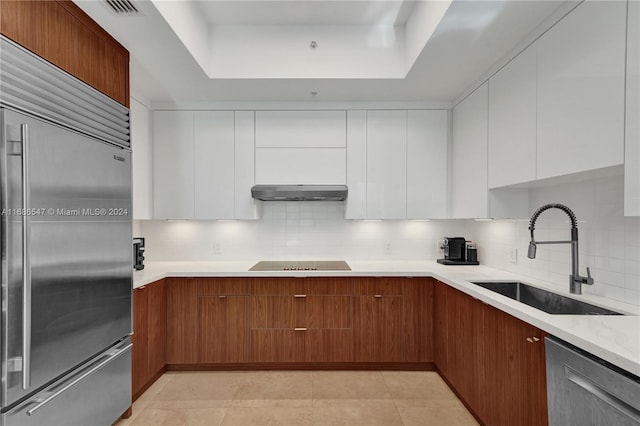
[437, 237, 479, 265]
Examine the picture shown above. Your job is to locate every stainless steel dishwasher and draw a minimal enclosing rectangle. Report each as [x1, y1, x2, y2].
[546, 336, 640, 426]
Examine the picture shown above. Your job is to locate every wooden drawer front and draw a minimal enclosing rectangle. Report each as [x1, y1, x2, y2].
[250, 329, 305, 362]
[305, 278, 353, 295]
[306, 330, 353, 362]
[306, 296, 352, 329]
[198, 278, 249, 295]
[251, 296, 305, 328]
[198, 296, 248, 363]
[353, 277, 404, 295]
[251, 277, 353, 295]
[251, 278, 307, 295]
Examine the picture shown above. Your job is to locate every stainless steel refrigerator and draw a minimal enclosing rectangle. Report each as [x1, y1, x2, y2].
[0, 37, 133, 425]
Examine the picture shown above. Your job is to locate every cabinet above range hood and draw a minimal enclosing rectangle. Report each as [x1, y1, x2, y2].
[251, 185, 348, 201]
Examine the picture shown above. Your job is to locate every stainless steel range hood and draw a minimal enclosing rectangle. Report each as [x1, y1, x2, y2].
[251, 185, 348, 201]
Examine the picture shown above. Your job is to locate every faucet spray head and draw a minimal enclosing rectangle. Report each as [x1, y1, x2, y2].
[527, 241, 537, 259]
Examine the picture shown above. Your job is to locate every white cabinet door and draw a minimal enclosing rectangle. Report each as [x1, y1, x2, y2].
[235, 111, 258, 220]
[537, 0, 626, 180]
[193, 111, 235, 219]
[366, 110, 407, 219]
[346, 110, 367, 219]
[255, 148, 346, 184]
[407, 110, 448, 218]
[255, 110, 346, 147]
[625, 0, 640, 217]
[130, 98, 153, 219]
[488, 43, 537, 188]
[254, 110, 347, 184]
[153, 110, 194, 219]
[452, 83, 488, 219]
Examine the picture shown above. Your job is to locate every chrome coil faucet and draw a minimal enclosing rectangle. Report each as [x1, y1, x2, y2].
[527, 203, 593, 294]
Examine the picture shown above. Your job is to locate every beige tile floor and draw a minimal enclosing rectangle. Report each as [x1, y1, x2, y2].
[115, 371, 479, 426]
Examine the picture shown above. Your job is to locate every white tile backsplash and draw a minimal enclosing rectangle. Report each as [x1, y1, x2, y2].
[136, 174, 639, 306]
[138, 202, 471, 262]
[472, 175, 640, 306]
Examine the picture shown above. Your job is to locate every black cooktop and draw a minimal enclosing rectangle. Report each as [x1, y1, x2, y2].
[249, 260, 351, 271]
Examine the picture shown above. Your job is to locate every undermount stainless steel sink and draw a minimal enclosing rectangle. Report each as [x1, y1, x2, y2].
[471, 281, 624, 315]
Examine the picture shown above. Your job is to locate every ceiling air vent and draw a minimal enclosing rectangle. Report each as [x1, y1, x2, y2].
[105, 0, 139, 14]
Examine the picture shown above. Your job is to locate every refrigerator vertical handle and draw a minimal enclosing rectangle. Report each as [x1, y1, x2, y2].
[21, 123, 31, 390]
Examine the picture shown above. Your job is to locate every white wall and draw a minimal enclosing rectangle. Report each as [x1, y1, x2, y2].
[137, 203, 470, 262]
[472, 175, 640, 306]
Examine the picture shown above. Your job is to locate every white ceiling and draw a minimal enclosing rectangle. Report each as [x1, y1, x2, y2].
[196, 1, 417, 26]
[73, 0, 571, 104]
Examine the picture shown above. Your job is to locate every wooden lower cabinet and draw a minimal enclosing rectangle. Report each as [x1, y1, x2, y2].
[353, 294, 403, 362]
[164, 277, 435, 367]
[249, 282, 354, 363]
[446, 285, 483, 411]
[477, 304, 548, 426]
[434, 280, 548, 426]
[305, 329, 353, 362]
[404, 279, 434, 362]
[166, 278, 198, 364]
[433, 280, 449, 373]
[250, 329, 306, 362]
[132, 279, 166, 400]
[132, 286, 149, 398]
[198, 296, 249, 363]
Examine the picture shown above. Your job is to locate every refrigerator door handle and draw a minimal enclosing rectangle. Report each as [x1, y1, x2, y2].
[26, 342, 132, 416]
[21, 123, 32, 390]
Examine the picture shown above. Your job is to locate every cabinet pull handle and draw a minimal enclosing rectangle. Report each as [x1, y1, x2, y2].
[218, 295, 227, 299]
[374, 295, 383, 298]
[526, 337, 533, 343]
[532, 336, 540, 342]
[294, 294, 307, 298]
[294, 327, 307, 331]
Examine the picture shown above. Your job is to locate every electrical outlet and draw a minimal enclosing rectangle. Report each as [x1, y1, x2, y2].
[509, 247, 518, 264]
[384, 242, 392, 255]
[214, 241, 222, 255]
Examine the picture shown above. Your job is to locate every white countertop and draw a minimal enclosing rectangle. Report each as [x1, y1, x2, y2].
[134, 260, 640, 377]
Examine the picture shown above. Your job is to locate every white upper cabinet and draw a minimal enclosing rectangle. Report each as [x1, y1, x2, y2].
[407, 110, 449, 218]
[625, 0, 640, 217]
[254, 110, 347, 184]
[345, 109, 449, 219]
[366, 110, 407, 219]
[488, 43, 537, 188]
[255, 110, 346, 147]
[345, 110, 367, 219]
[153, 110, 257, 220]
[452, 84, 529, 219]
[537, 0, 626, 180]
[234, 111, 258, 220]
[193, 111, 235, 219]
[452, 83, 489, 219]
[153, 110, 194, 219]
[255, 148, 346, 184]
[130, 98, 153, 220]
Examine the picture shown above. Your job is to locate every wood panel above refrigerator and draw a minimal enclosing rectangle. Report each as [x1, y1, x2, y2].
[0, 0, 129, 107]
